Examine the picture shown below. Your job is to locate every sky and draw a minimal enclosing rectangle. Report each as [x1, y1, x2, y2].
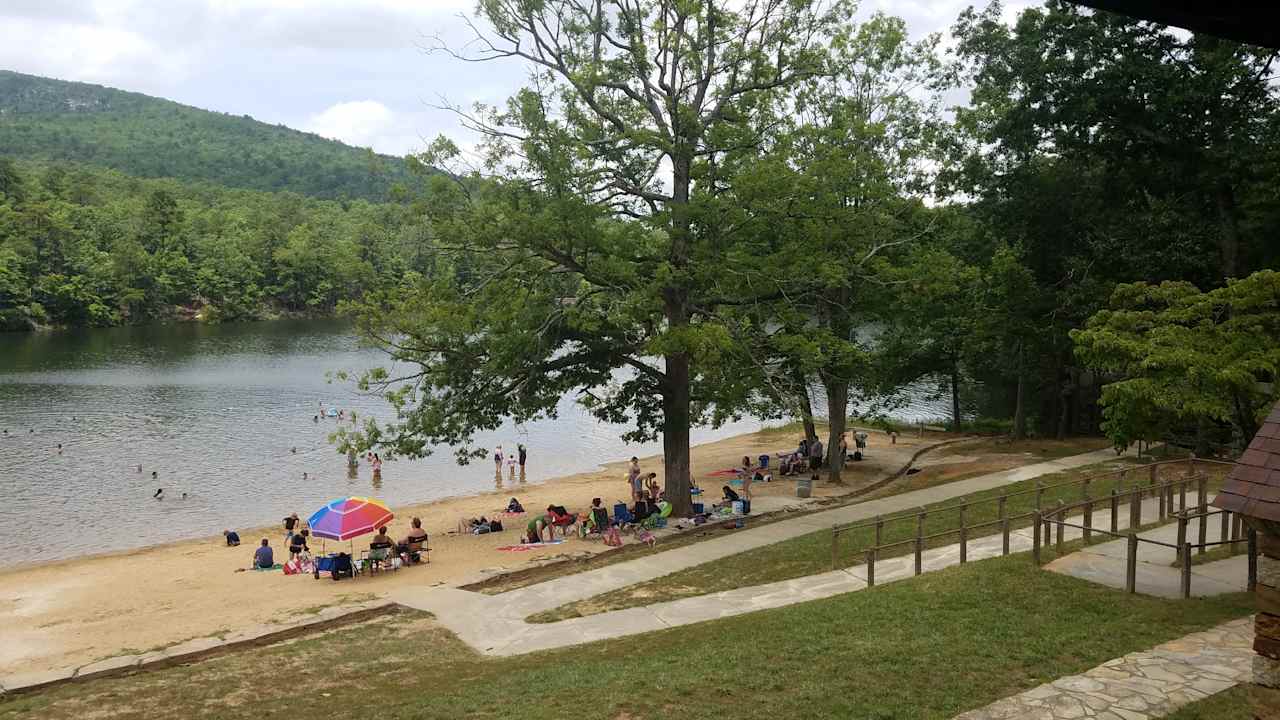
[0, 0, 1031, 158]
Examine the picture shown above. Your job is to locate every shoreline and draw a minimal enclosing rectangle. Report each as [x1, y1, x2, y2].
[0, 423, 937, 675]
[0, 424, 772, 576]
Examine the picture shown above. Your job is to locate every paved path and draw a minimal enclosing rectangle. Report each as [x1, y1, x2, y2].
[953, 617, 1255, 720]
[392, 447, 1131, 655]
[1046, 512, 1248, 598]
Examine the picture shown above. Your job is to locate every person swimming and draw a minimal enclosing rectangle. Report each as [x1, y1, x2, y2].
[154, 488, 164, 499]
[151, 470, 158, 479]
[57, 443, 63, 454]
[291, 446, 298, 454]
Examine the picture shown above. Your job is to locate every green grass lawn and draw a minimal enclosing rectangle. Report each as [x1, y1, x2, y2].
[532, 457, 1219, 622]
[1164, 685, 1251, 719]
[0, 557, 1252, 720]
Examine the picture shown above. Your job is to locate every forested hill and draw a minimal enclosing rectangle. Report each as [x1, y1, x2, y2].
[0, 70, 409, 200]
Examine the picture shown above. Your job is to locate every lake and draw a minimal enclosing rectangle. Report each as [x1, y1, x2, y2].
[0, 320, 948, 559]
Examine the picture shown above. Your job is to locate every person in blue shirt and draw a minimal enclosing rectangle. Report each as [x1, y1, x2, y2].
[224, 529, 241, 547]
[253, 538, 274, 569]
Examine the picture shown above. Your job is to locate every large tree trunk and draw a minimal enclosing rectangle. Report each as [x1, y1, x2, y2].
[662, 353, 693, 516]
[662, 154, 694, 517]
[825, 377, 848, 485]
[789, 365, 819, 443]
[1215, 181, 1240, 280]
[950, 364, 962, 433]
[1013, 343, 1027, 440]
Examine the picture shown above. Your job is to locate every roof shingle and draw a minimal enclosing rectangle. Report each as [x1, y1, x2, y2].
[1212, 400, 1280, 522]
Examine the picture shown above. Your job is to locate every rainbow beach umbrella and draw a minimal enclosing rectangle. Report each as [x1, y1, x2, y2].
[308, 496, 395, 541]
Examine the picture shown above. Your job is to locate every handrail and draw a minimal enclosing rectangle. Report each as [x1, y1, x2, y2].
[831, 456, 1219, 536]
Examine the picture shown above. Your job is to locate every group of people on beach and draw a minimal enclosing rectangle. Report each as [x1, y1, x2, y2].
[493, 443, 529, 484]
[626, 457, 660, 503]
[237, 511, 430, 574]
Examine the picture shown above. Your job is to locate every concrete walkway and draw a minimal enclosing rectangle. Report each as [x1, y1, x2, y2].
[953, 617, 1255, 720]
[1046, 515, 1249, 598]
[392, 447, 1131, 655]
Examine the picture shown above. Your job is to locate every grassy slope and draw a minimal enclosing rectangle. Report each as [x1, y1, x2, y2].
[534, 457, 1228, 622]
[0, 558, 1251, 720]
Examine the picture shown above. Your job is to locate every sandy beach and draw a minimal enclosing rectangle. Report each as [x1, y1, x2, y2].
[0, 425, 935, 675]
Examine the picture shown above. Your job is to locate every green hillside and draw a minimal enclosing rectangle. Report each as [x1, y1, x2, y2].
[0, 70, 409, 200]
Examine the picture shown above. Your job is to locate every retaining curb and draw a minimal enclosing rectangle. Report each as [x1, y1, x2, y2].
[0, 600, 401, 697]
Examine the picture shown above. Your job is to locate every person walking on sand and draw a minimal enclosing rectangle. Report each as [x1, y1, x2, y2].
[809, 436, 824, 472]
[283, 513, 299, 543]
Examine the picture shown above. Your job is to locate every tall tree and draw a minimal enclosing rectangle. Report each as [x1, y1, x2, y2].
[1072, 270, 1280, 451]
[729, 14, 946, 482]
[344, 0, 853, 512]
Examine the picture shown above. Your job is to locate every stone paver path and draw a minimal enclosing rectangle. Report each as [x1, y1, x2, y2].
[392, 447, 1130, 655]
[1046, 513, 1248, 599]
[953, 617, 1255, 720]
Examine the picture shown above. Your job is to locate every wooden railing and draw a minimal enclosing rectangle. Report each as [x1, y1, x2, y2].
[829, 455, 1230, 573]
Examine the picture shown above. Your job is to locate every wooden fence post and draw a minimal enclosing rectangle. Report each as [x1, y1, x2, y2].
[1147, 464, 1155, 487]
[1176, 515, 1187, 563]
[1034, 481, 1043, 513]
[1186, 451, 1195, 475]
[1083, 485, 1093, 544]
[1032, 511, 1042, 566]
[959, 502, 968, 564]
[874, 515, 883, 548]
[1000, 495, 1010, 556]
[1055, 499, 1065, 553]
[1196, 474, 1208, 554]
[1158, 478, 1167, 519]
[1082, 477, 1091, 503]
[915, 508, 926, 576]
[1179, 478, 1187, 512]
[1126, 532, 1138, 593]
[1129, 486, 1142, 530]
[865, 548, 875, 588]
[1219, 510, 1229, 552]
[1180, 542, 1192, 599]
[1110, 489, 1119, 534]
[1248, 529, 1258, 592]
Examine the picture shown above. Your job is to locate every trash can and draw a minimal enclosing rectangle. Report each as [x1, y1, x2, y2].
[796, 476, 812, 498]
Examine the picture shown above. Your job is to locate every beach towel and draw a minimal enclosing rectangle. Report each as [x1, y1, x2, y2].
[496, 539, 565, 552]
[707, 468, 740, 478]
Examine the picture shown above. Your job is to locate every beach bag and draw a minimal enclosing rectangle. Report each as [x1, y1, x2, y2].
[604, 526, 622, 547]
[489, 519, 503, 532]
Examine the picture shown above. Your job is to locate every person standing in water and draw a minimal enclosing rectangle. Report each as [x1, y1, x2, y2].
[494, 445, 504, 482]
[506, 453, 517, 483]
[518, 444, 528, 481]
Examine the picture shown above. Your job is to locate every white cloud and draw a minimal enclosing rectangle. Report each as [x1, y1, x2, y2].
[303, 100, 428, 155]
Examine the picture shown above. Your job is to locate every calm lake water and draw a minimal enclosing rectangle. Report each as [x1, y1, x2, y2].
[0, 320, 948, 559]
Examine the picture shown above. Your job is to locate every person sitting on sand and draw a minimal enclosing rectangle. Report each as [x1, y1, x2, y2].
[224, 529, 241, 547]
[506, 497, 525, 514]
[370, 526, 393, 550]
[525, 515, 550, 544]
[253, 538, 274, 569]
[644, 473, 661, 501]
[400, 517, 429, 562]
[713, 485, 740, 511]
[587, 498, 610, 534]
